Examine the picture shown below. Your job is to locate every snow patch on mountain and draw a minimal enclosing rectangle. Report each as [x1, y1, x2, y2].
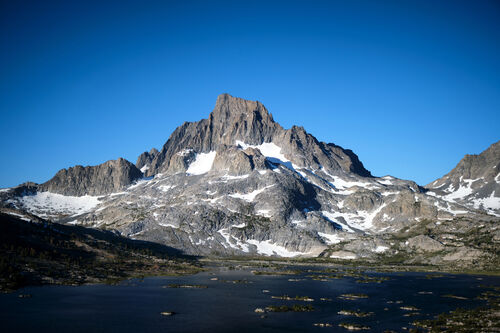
[236, 141, 287, 161]
[377, 176, 396, 186]
[373, 245, 389, 253]
[159, 222, 178, 228]
[177, 148, 194, 156]
[256, 209, 272, 217]
[128, 177, 153, 190]
[322, 206, 384, 233]
[322, 211, 355, 232]
[222, 174, 250, 180]
[356, 204, 386, 230]
[229, 185, 274, 202]
[235, 140, 301, 172]
[331, 176, 372, 191]
[442, 177, 475, 201]
[218, 228, 250, 252]
[247, 239, 305, 257]
[186, 151, 217, 175]
[158, 184, 176, 192]
[18, 192, 101, 217]
[318, 232, 343, 245]
[473, 191, 500, 215]
[330, 251, 357, 259]
[317, 167, 372, 194]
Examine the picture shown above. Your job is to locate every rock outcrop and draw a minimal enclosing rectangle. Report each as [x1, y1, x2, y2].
[136, 148, 159, 173]
[406, 235, 445, 253]
[39, 158, 143, 196]
[427, 140, 500, 215]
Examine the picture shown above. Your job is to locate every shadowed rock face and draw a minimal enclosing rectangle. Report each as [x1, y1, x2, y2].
[136, 148, 159, 173]
[427, 140, 500, 215]
[146, 94, 371, 178]
[39, 158, 143, 196]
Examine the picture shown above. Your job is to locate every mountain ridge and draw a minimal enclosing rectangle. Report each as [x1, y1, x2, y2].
[146, 94, 371, 179]
[1, 94, 498, 268]
[426, 140, 500, 216]
[39, 157, 143, 196]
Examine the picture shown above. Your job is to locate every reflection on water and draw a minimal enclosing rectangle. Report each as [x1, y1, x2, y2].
[0, 265, 498, 332]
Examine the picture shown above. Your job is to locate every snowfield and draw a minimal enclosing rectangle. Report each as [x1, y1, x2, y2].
[186, 151, 217, 175]
[318, 232, 344, 245]
[235, 140, 299, 171]
[442, 178, 476, 201]
[473, 191, 500, 215]
[18, 192, 101, 217]
[247, 239, 306, 257]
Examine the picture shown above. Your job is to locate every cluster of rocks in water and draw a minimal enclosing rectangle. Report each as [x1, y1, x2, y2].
[412, 285, 500, 332]
[337, 309, 374, 318]
[162, 265, 500, 332]
[270, 295, 314, 301]
[162, 284, 207, 289]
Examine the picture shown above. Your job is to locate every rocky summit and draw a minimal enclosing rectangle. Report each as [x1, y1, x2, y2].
[426, 140, 500, 216]
[39, 158, 143, 196]
[1, 94, 499, 268]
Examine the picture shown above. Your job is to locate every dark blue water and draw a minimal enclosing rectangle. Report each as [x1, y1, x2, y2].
[1, 266, 498, 332]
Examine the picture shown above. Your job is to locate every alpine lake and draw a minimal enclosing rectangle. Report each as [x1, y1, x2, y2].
[1, 262, 499, 332]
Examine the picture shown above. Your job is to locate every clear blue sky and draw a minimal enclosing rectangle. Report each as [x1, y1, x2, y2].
[1, 0, 499, 188]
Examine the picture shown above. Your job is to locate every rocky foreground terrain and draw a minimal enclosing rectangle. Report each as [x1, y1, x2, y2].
[0, 209, 201, 292]
[1, 94, 499, 271]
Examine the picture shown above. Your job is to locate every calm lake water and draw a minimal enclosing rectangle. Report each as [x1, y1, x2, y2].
[1, 265, 498, 332]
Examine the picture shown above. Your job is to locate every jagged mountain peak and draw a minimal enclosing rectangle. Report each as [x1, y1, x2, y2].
[146, 94, 371, 178]
[427, 139, 500, 215]
[428, 140, 500, 187]
[208, 93, 280, 146]
[212, 93, 273, 121]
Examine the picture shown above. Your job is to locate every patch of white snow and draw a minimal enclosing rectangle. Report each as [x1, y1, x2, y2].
[374, 245, 389, 253]
[318, 232, 343, 245]
[186, 151, 216, 175]
[229, 185, 274, 202]
[247, 239, 304, 257]
[20, 192, 100, 216]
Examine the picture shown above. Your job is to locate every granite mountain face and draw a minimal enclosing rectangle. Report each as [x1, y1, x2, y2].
[1, 94, 499, 267]
[136, 148, 159, 174]
[426, 140, 500, 216]
[145, 94, 371, 178]
[39, 158, 143, 196]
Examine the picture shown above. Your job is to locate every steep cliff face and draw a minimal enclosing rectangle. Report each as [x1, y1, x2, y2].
[146, 94, 371, 178]
[39, 158, 143, 196]
[136, 148, 159, 174]
[427, 140, 500, 215]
